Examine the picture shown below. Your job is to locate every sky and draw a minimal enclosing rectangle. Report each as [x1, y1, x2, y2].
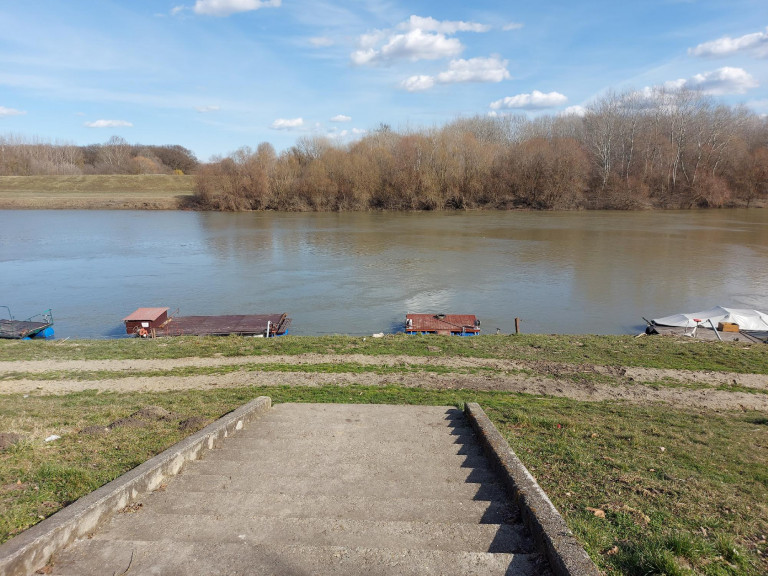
[0, 0, 766, 162]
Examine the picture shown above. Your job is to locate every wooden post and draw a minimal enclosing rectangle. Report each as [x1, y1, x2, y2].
[514, 317, 520, 334]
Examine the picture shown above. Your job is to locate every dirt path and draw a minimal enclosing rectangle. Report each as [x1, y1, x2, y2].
[2, 353, 767, 390]
[0, 354, 768, 411]
[1, 354, 766, 411]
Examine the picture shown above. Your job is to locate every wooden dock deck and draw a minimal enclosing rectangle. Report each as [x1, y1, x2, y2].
[405, 314, 480, 336]
[123, 308, 290, 338]
[158, 314, 290, 337]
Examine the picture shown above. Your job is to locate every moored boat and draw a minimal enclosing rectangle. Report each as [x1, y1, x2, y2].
[645, 306, 768, 343]
[0, 307, 54, 339]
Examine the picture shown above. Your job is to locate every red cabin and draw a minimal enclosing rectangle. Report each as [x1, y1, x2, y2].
[123, 308, 169, 336]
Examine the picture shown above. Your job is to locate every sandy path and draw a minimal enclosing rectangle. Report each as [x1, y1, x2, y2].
[2, 354, 766, 412]
[2, 353, 766, 390]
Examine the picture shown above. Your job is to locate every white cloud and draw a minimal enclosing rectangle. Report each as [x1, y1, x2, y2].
[665, 67, 758, 94]
[270, 117, 303, 130]
[401, 16, 490, 34]
[171, 5, 187, 16]
[352, 28, 462, 65]
[195, 105, 220, 112]
[193, 0, 281, 17]
[309, 37, 334, 48]
[402, 56, 510, 92]
[0, 106, 26, 117]
[436, 56, 510, 84]
[330, 114, 351, 123]
[357, 30, 388, 50]
[490, 90, 568, 110]
[351, 15, 493, 66]
[84, 119, 133, 128]
[689, 27, 768, 58]
[503, 22, 524, 31]
[561, 105, 586, 117]
[401, 75, 436, 92]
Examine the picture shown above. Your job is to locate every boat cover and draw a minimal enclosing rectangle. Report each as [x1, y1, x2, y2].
[652, 306, 768, 331]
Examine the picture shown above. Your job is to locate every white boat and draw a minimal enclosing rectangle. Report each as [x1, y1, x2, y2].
[646, 306, 768, 342]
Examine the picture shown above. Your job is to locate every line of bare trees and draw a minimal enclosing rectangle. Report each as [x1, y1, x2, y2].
[0, 135, 199, 176]
[195, 88, 768, 211]
[2, 88, 766, 210]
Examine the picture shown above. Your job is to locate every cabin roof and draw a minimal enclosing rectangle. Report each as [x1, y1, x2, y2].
[123, 308, 169, 322]
[406, 313, 478, 332]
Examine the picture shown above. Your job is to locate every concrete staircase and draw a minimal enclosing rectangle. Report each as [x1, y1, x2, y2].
[49, 403, 551, 575]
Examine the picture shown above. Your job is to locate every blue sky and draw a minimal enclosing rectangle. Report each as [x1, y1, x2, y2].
[1, 0, 766, 161]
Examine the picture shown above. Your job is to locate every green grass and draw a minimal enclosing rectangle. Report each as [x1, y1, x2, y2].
[481, 395, 768, 575]
[1, 385, 766, 575]
[0, 174, 194, 209]
[0, 174, 194, 193]
[0, 361, 507, 381]
[2, 334, 767, 374]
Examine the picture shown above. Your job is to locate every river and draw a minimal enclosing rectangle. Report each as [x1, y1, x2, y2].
[1, 209, 766, 339]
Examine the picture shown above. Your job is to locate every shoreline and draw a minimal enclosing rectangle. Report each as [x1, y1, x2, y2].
[1, 175, 764, 211]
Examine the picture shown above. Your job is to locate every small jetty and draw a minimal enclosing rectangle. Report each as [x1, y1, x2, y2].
[123, 308, 290, 338]
[405, 313, 480, 336]
[0, 307, 54, 339]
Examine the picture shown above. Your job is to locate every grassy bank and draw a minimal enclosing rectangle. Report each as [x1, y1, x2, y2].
[2, 333, 767, 374]
[1, 335, 767, 575]
[0, 175, 195, 209]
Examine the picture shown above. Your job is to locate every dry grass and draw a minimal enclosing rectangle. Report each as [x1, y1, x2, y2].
[0, 175, 195, 209]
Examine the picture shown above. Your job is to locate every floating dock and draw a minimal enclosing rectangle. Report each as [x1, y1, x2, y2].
[123, 308, 290, 337]
[405, 313, 480, 336]
[0, 308, 54, 339]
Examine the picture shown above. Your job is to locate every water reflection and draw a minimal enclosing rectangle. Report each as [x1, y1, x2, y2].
[0, 209, 766, 338]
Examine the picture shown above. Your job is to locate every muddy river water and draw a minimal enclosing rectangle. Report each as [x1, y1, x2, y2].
[1, 209, 766, 339]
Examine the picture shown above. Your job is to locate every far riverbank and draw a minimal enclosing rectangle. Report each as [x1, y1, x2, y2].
[1, 175, 765, 211]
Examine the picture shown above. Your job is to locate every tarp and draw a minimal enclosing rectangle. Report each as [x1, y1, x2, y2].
[652, 306, 768, 331]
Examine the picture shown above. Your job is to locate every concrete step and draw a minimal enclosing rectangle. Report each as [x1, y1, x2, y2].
[256, 403, 466, 423]
[244, 414, 472, 433]
[138, 490, 519, 525]
[52, 539, 545, 576]
[179, 451, 498, 482]
[230, 430, 476, 451]
[203, 440, 486, 461]
[236, 415, 475, 433]
[91, 513, 534, 554]
[245, 412, 469, 424]
[218, 433, 484, 453]
[170, 468, 507, 501]
[239, 403, 473, 437]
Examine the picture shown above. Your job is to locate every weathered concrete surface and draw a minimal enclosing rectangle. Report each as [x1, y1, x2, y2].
[0, 396, 272, 576]
[44, 403, 554, 575]
[465, 402, 600, 576]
